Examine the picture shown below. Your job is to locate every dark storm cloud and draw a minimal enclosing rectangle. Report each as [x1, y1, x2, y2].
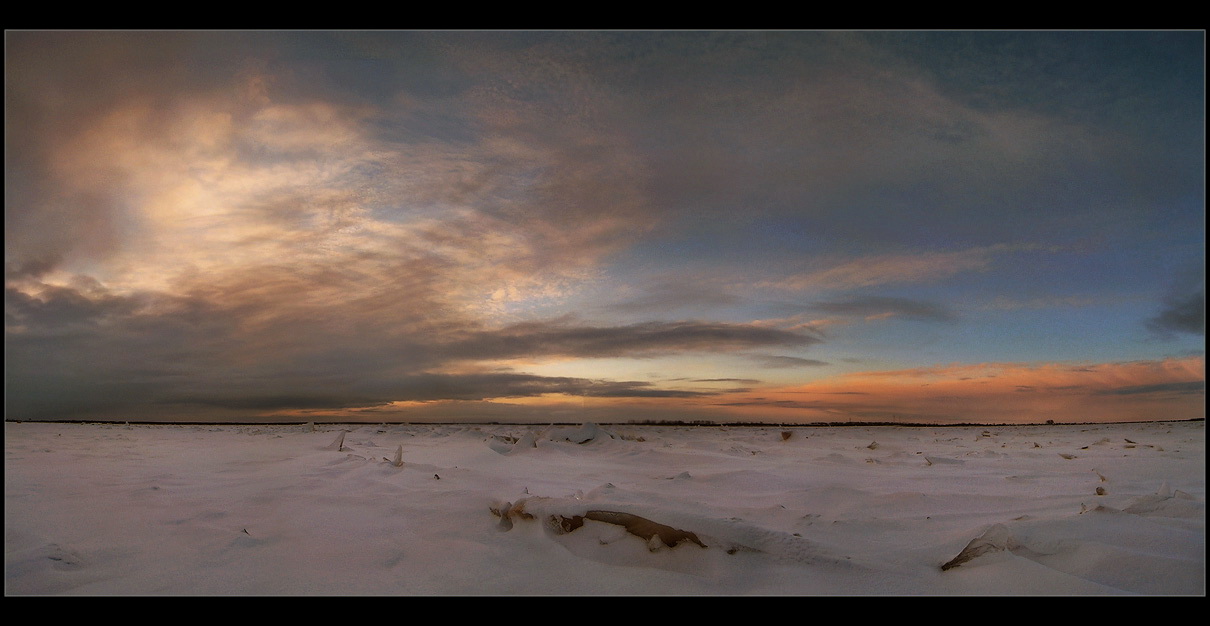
[368, 372, 719, 401]
[809, 296, 958, 323]
[4, 274, 810, 419]
[6, 284, 251, 419]
[5, 284, 135, 333]
[443, 319, 818, 360]
[159, 372, 714, 410]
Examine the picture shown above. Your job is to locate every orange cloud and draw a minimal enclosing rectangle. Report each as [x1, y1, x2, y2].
[712, 357, 1205, 424]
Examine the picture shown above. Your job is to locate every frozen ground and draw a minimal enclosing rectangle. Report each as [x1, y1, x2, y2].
[4, 419, 1204, 595]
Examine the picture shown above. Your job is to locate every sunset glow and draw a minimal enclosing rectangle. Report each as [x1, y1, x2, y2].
[5, 31, 1204, 424]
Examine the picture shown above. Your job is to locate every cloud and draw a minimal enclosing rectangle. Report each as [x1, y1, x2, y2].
[749, 355, 830, 369]
[1147, 266, 1205, 337]
[5, 33, 660, 317]
[710, 357, 1205, 424]
[5, 32, 265, 274]
[4, 283, 134, 334]
[1147, 290, 1205, 337]
[1095, 380, 1205, 396]
[161, 372, 717, 410]
[4, 274, 817, 419]
[808, 297, 958, 323]
[442, 319, 819, 361]
[767, 246, 1013, 292]
[603, 279, 740, 315]
[978, 294, 1099, 311]
[5, 32, 1202, 425]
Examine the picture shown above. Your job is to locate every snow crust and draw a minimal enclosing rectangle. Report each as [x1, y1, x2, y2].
[5, 420, 1204, 595]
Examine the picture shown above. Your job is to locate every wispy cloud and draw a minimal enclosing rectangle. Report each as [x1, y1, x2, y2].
[765, 245, 1018, 292]
[603, 279, 740, 315]
[977, 295, 1100, 311]
[748, 355, 830, 369]
[807, 297, 958, 323]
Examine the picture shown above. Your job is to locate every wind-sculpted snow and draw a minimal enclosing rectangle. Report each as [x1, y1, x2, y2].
[492, 491, 857, 567]
[4, 420, 1203, 595]
[939, 484, 1204, 594]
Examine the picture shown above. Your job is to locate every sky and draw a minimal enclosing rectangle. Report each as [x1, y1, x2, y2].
[4, 30, 1205, 425]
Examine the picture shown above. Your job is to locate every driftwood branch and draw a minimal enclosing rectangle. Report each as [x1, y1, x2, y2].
[555, 510, 706, 549]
